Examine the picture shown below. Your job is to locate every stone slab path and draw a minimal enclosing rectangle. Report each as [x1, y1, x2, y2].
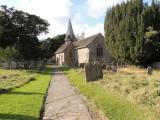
[43, 67, 92, 120]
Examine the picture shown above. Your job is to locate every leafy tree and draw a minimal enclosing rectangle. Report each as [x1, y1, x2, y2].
[0, 47, 18, 62]
[0, 5, 49, 60]
[39, 34, 65, 59]
[104, 0, 160, 66]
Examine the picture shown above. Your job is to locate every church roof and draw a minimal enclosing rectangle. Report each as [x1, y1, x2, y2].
[73, 33, 103, 49]
[54, 43, 70, 54]
[55, 33, 103, 54]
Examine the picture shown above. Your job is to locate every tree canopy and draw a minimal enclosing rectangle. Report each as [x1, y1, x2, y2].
[0, 5, 49, 60]
[39, 34, 65, 60]
[104, 0, 160, 66]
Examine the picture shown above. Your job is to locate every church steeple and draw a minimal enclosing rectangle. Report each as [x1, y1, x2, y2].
[65, 19, 76, 43]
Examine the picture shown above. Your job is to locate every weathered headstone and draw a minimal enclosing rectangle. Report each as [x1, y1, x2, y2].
[24, 61, 30, 69]
[156, 80, 160, 96]
[18, 62, 24, 69]
[111, 65, 117, 72]
[30, 61, 38, 70]
[10, 61, 17, 69]
[147, 66, 153, 75]
[84, 61, 103, 82]
[38, 60, 45, 72]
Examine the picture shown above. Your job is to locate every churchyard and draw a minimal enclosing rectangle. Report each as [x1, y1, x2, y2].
[0, 66, 52, 120]
[63, 65, 160, 120]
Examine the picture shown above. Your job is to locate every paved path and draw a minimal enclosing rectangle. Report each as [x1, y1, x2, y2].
[43, 67, 92, 120]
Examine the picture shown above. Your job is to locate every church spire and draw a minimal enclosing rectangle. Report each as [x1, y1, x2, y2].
[65, 19, 76, 43]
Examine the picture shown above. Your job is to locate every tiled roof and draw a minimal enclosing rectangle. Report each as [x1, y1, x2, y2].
[73, 33, 101, 49]
[54, 43, 70, 54]
[55, 33, 103, 54]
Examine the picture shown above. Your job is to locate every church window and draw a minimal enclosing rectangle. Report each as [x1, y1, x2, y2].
[97, 44, 103, 57]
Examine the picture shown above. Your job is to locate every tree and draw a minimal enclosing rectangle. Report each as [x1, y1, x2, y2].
[0, 5, 49, 60]
[0, 47, 18, 62]
[39, 34, 65, 59]
[104, 0, 160, 66]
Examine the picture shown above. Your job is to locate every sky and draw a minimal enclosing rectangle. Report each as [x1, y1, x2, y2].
[0, 0, 154, 39]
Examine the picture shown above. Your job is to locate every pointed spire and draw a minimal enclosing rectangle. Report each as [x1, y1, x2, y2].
[65, 19, 76, 43]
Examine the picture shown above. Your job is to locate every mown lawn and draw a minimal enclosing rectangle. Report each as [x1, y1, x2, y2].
[0, 66, 53, 120]
[63, 67, 159, 120]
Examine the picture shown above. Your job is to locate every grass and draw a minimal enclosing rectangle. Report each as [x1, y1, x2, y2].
[63, 67, 159, 120]
[0, 69, 37, 91]
[0, 66, 53, 120]
[100, 66, 160, 108]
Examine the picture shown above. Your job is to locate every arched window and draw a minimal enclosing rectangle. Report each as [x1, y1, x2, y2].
[96, 44, 103, 57]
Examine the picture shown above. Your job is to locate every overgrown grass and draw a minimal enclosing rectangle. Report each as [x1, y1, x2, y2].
[0, 69, 37, 92]
[63, 67, 158, 120]
[0, 66, 53, 120]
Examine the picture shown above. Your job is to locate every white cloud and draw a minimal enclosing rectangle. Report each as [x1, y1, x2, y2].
[18, 0, 72, 19]
[17, 0, 72, 39]
[1, 0, 110, 39]
[87, 0, 127, 18]
[73, 22, 104, 38]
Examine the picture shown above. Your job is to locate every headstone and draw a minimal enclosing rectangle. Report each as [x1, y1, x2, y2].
[30, 61, 38, 70]
[2, 62, 10, 69]
[111, 65, 117, 72]
[24, 61, 30, 69]
[156, 80, 160, 96]
[38, 60, 45, 72]
[84, 61, 103, 82]
[18, 62, 24, 69]
[147, 66, 153, 75]
[10, 61, 17, 69]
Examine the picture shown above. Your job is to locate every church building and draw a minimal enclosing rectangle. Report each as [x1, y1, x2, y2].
[55, 19, 112, 66]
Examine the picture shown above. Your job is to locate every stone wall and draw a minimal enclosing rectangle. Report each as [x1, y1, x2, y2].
[88, 34, 113, 64]
[77, 48, 89, 65]
[56, 53, 65, 65]
[152, 62, 160, 69]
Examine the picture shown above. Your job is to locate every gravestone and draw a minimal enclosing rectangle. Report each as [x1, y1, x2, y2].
[147, 66, 153, 75]
[84, 61, 103, 82]
[24, 61, 30, 69]
[10, 61, 17, 69]
[156, 80, 160, 96]
[2, 62, 10, 69]
[18, 62, 24, 69]
[30, 61, 38, 70]
[38, 60, 45, 72]
[111, 65, 117, 72]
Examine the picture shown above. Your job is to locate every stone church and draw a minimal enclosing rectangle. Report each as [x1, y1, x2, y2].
[55, 19, 112, 66]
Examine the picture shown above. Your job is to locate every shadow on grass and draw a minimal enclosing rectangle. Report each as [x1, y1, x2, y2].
[0, 79, 36, 95]
[60, 66, 73, 72]
[0, 66, 54, 95]
[5, 91, 44, 95]
[26, 66, 54, 76]
[0, 113, 37, 120]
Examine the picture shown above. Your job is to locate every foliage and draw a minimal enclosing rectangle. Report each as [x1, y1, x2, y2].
[39, 34, 65, 59]
[0, 66, 52, 120]
[0, 47, 18, 62]
[63, 67, 158, 120]
[0, 5, 49, 60]
[104, 0, 160, 66]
